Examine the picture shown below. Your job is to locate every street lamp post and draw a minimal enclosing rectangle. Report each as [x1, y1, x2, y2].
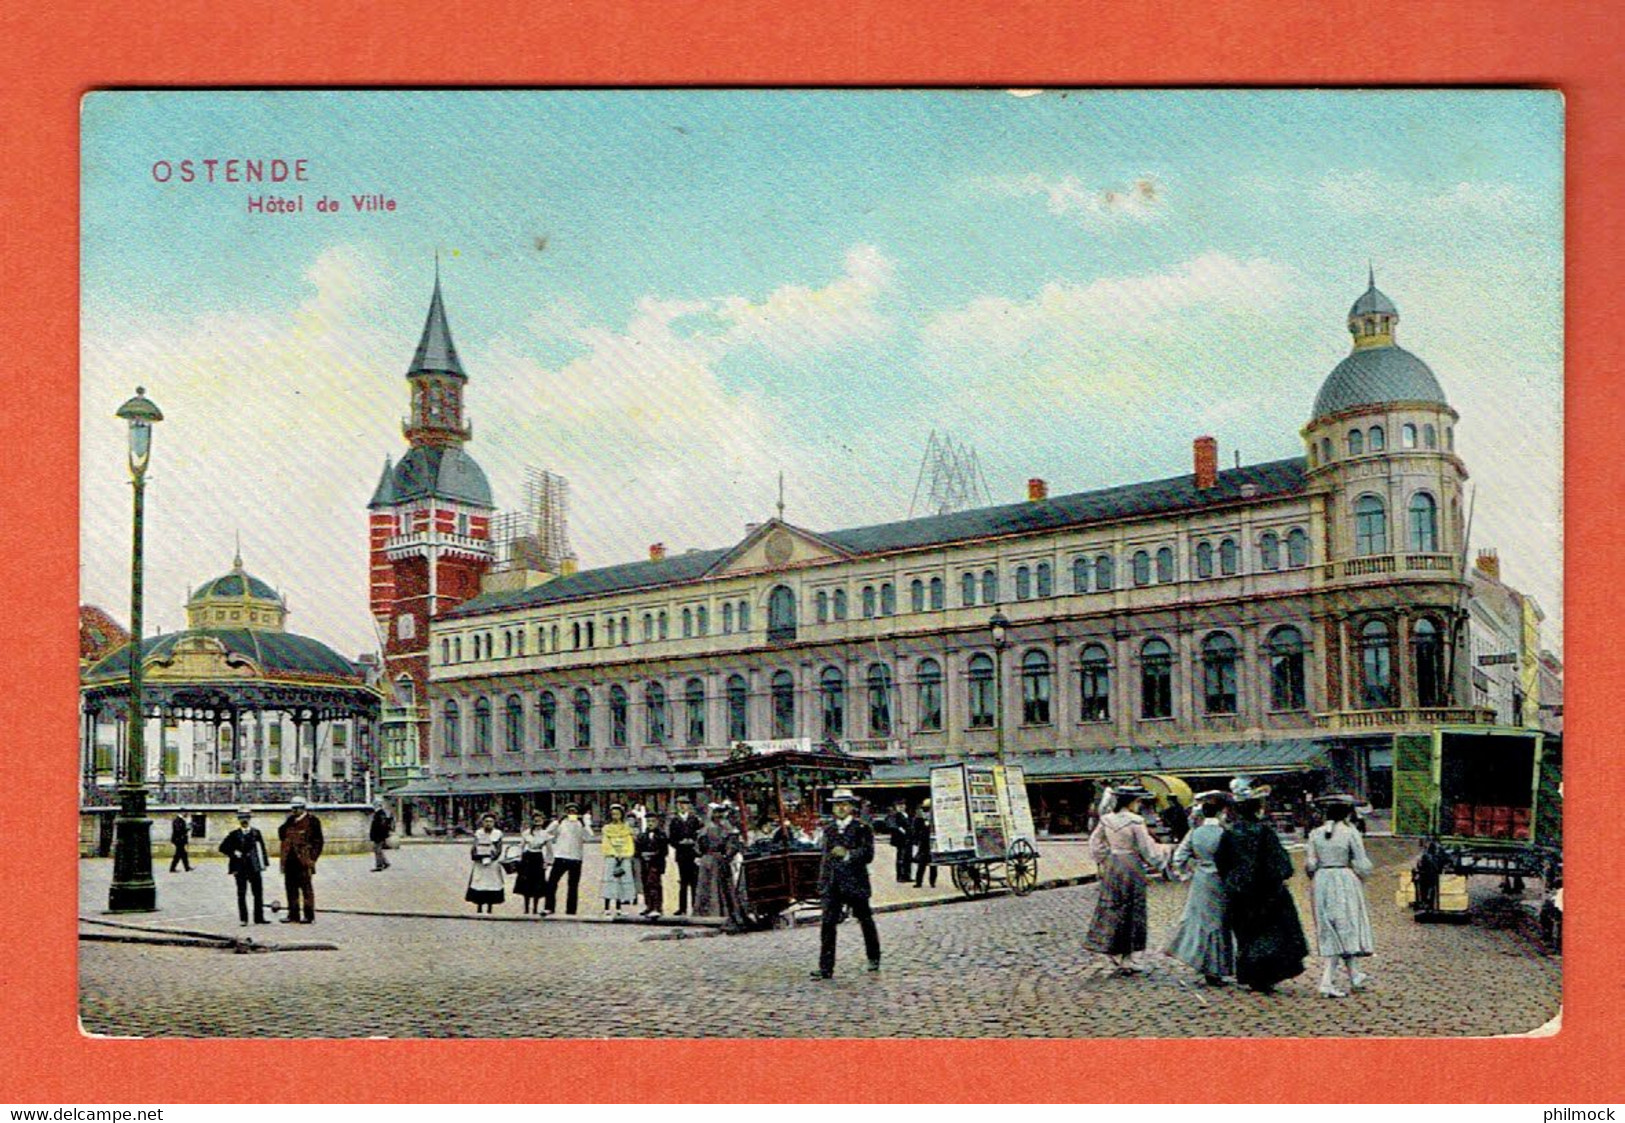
[108, 387, 163, 913]
[989, 610, 1010, 766]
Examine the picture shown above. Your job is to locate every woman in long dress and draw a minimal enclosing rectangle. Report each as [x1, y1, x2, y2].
[1084, 785, 1169, 973]
[1164, 791, 1235, 985]
[465, 813, 507, 914]
[1214, 779, 1308, 993]
[513, 811, 553, 915]
[1305, 794, 1375, 997]
[599, 803, 638, 918]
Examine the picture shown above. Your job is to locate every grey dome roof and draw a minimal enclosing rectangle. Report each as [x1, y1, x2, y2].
[391, 445, 493, 507]
[188, 570, 282, 605]
[1313, 344, 1447, 418]
[1349, 284, 1397, 318]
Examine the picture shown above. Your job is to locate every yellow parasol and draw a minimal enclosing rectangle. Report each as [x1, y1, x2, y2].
[1135, 773, 1194, 811]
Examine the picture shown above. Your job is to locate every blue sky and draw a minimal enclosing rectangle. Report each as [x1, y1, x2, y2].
[80, 90, 1563, 658]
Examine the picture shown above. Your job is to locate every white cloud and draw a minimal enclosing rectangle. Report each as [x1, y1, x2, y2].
[985, 173, 1165, 223]
[1314, 170, 1538, 220]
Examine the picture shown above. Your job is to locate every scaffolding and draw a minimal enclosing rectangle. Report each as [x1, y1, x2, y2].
[908, 430, 993, 519]
[492, 468, 572, 574]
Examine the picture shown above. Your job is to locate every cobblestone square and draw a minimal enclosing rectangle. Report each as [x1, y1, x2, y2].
[78, 835, 1558, 1038]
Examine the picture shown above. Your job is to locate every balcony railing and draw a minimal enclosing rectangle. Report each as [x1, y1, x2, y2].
[1312, 707, 1496, 732]
[1338, 553, 1457, 580]
[1342, 555, 1396, 578]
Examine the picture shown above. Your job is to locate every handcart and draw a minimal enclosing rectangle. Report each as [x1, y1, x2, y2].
[928, 762, 1040, 898]
[700, 745, 872, 928]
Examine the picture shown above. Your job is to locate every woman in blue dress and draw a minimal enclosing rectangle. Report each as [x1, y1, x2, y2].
[1305, 794, 1375, 997]
[1164, 790, 1235, 985]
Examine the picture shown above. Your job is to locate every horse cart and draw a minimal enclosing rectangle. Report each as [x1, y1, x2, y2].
[928, 762, 1040, 898]
[700, 745, 872, 929]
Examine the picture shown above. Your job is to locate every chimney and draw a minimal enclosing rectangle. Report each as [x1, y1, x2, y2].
[744, 522, 761, 536]
[1194, 436, 1218, 490]
[649, 543, 666, 562]
[1027, 477, 1048, 502]
[1475, 548, 1500, 580]
[561, 553, 579, 576]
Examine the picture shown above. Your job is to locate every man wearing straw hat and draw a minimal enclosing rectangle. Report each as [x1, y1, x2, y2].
[809, 787, 882, 980]
[218, 807, 270, 926]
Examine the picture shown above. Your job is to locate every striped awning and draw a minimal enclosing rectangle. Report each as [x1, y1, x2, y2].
[862, 740, 1328, 786]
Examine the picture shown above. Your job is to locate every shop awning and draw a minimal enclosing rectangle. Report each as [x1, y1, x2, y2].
[862, 739, 1328, 786]
[393, 769, 706, 798]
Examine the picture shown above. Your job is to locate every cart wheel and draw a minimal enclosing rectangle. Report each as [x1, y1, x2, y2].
[952, 862, 989, 898]
[1007, 839, 1039, 896]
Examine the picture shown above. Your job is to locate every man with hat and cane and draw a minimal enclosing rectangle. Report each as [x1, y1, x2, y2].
[218, 807, 270, 926]
[277, 796, 325, 924]
[810, 787, 882, 980]
[667, 796, 703, 916]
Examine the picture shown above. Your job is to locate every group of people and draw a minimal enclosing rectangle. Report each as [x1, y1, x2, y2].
[464, 797, 749, 923]
[1084, 777, 1375, 997]
[211, 797, 327, 926]
[883, 799, 939, 888]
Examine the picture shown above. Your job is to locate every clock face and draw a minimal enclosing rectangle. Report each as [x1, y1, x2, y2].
[764, 529, 794, 566]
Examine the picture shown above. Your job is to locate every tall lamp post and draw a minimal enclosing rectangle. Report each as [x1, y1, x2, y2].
[108, 387, 162, 913]
[989, 610, 1010, 766]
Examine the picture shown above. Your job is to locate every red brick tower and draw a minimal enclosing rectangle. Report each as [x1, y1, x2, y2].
[368, 267, 495, 779]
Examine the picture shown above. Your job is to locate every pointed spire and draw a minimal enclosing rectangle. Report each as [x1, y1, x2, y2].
[776, 471, 786, 520]
[1368, 261, 1376, 290]
[368, 454, 397, 508]
[233, 531, 243, 571]
[408, 263, 466, 379]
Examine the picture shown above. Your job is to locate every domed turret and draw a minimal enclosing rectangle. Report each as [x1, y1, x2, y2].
[185, 548, 287, 631]
[1312, 269, 1449, 419]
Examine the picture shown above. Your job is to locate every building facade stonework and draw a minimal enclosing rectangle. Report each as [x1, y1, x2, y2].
[397, 275, 1507, 828]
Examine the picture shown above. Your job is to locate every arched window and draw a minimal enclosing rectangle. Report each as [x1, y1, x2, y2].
[642, 614, 653, 642]
[968, 653, 996, 728]
[1358, 619, 1393, 709]
[816, 590, 830, 623]
[440, 638, 450, 664]
[1308, 441, 1317, 468]
[1402, 423, 1418, 449]
[505, 694, 523, 752]
[1368, 425, 1386, 452]
[1286, 527, 1309, 568]
[867, 663, 893, 737]
[1021, 649, 1052, 725]
[723, 602, 735, 633]
[1355, 495, 1388, 555]
[727, 674, 749, 742]
[682, 607, 693, 638]
[585, 621, 596, 648]
[472, 697, 492, 754]
[1196, 541, 1214, 579]
[1260, 531, 1281, 571]
[1447, 426, 1454, 451]
[861, 585, 876, 618]
[910, 579, 925, 613]
[607, 619, 618, 646]
[1201, 632, 1239, 715]
[644, 682, 667, 746]
[880, 583, 896, 616]
[981, 569, 998, 605]
[1141, 639, 1173, 719]
[549, 624, 559, 651]
[738, 601, 751, 630]
[767, 586, 797, 642]
[1080, 643, 1111, 722]
[1156, 546, 1175, 583]
[517, 630, 526, 656]
[571, 622, 581, 650]
[573, 688, 592, 747]
[916, 659, 943, 732]
[697, 606, 709, 636]
[538, 692, 557, 750]
[1072, 556, 1090, 594]
[657, 611, 669, 641]
[961, 572, 977, 606]
[1095, 554, 1115, 591]
[1409, 492, 1439, 552]
[929, 576, 945, 610]
[609, 685, 629, 748]
[1424, 423, 1437, 449]
[1132, 550, 1152, 587]
[1348, 428, 1365, 456]
[832, 589, 847, 621]
[1036, 561, 1053, 597]
[771, 670, 796, 738]
[1412, 617, 1445, 707]
[442, 699, 461, 756]
[1015, 566, 1032, 600]
[1268, 626, 1307, 711]
[1220, 538, 1239, 576]
[820, 666, 846, 741]
[503, 631, 513, 658]
[620, 616, 630, 646]
[685, 678, 706, 746]
[1321, 436, 1332, 463]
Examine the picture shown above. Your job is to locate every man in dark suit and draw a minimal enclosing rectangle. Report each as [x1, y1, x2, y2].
[369, 801, 394, 871]
[667, 797, 703, 916]
[636, 813, 670, 919]
[169, 809, 192, 872]
[910, 799, 937, 888]
[277, 796, 324, 923]
[810, 787, 881, 979]
[886, 801, 912, 882]
[218, 807, 270, 925]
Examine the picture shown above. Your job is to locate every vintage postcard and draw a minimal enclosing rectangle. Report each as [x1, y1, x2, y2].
[77, 89, 1562, 1039]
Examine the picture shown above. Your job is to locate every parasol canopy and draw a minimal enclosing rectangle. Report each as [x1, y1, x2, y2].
[1135, 773, 1194, 811]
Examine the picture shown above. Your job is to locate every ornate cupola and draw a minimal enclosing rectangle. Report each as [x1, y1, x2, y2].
[402, 264, 472, 448]
[186, 548, 288, 631]
[1349, 264, 1399, 349]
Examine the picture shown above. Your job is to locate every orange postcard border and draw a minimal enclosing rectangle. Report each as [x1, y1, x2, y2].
[3, 0, 1620, 1104]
